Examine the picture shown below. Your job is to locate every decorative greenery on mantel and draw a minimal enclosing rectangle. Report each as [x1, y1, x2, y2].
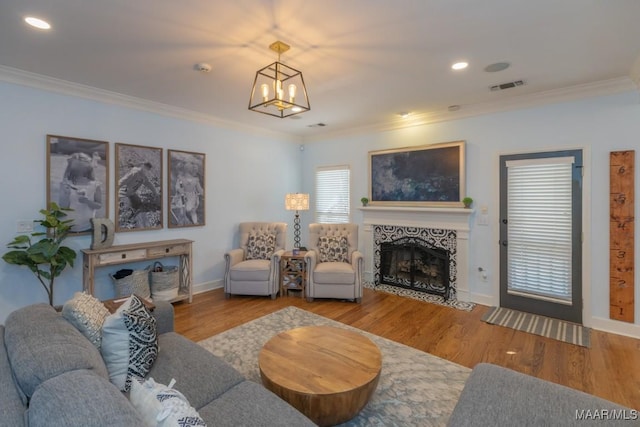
[2, 203, 77, 306]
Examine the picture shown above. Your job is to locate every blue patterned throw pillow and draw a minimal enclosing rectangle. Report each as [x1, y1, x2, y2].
[318, 236, 349, 263]
[101, 295, 158, 392]
[245, 230, 276, 260]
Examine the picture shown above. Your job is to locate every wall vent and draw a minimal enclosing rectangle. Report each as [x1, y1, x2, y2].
[490, 80, 525, 91]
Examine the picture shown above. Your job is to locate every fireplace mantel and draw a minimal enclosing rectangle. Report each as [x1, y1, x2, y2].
[359, 205, 473, 302]
[359, 206, 473, 234]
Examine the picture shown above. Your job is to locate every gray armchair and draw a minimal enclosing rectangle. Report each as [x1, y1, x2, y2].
[304, 223, 363, 303]
[224, 222, 287, 299]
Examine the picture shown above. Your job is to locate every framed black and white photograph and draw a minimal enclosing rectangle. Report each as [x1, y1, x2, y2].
[369, 141, 466, 207]
[46, 135, 109, 235]
[168, 149, 205, 228]
[115, 143, 163, 232]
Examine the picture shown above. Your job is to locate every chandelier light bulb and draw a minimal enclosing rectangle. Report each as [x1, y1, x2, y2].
[261, 84, 269, 102]
[276, 80, 283, 100]
[288, 84, 297, 103]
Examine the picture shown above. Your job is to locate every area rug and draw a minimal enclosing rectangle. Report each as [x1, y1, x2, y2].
[198, 306, 470, 426]
[481, 306, 591, 348]
[363, 282, 476, 312]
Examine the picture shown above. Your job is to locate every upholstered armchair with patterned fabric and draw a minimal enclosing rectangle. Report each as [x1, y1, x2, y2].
[304, 223, 363, 303]
[224, 222, 287, 299]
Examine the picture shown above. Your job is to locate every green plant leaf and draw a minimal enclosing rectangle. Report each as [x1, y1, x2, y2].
[3, 203, 77, 306]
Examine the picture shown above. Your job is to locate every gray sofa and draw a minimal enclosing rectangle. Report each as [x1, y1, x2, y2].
[448, 363, 634, 426]
[0, 302, 315, 426]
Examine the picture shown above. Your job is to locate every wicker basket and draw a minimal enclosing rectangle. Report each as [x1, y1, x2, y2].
[149, 261, 179, 301]
[110, 267, 151, 300]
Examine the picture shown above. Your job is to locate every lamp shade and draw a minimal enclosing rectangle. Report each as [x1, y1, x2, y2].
[285, 193, 309, 211]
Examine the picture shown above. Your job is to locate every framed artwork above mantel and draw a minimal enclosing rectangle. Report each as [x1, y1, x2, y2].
[368, 141, 466, 207]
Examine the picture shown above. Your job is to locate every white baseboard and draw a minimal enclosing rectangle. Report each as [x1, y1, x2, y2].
[467, 292, 494, 307]
[589, 316, 640, 339]
[193, 279, 223, 296]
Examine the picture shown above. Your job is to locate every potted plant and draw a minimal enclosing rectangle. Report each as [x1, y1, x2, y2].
[2, 203, 77, 306]
[462, 197, 473, 208]
[360, 197, 369, 207]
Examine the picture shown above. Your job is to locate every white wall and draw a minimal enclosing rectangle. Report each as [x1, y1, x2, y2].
[0, 81, 300, 322]
[300, 90, 640, 338]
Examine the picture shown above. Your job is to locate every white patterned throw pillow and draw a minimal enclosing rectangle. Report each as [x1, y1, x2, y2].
[62, 291, 111, 349]
[129, 377, 206, 427]
[245, 230, 276, 260]
[317, 236, 350, 263]
[101, 294, 158, 392]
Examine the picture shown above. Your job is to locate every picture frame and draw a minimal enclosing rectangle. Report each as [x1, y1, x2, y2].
[115, 143, 163, 232]
[168, 149, 206, 228]
[46, 135, 109, 235]
[368, 141, 466, 207]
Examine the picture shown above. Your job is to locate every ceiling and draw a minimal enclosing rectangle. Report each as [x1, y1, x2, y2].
[1, 0, 640, 141]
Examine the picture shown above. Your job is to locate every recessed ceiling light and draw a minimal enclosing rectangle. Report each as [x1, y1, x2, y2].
[24, 16, 51, 30]
[398, 112, 410, 118]
[451, 62, 468, 70]
[448, 105, 461, 112]
[506, 350, 517, 355]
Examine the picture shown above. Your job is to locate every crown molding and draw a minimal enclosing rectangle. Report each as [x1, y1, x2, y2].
[1, 65, 636, 145]
[302, 76, 638, 142]
[0, 65, 298, 142]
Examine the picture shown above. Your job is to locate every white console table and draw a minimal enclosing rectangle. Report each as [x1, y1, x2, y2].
[81, 239, 193, 303]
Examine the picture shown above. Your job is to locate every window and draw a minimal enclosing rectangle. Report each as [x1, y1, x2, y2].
[505, 157, 574, 302]
[315, 165, 350, 223]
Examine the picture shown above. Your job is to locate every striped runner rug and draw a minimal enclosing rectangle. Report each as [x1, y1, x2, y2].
[481, 306, 591, 348]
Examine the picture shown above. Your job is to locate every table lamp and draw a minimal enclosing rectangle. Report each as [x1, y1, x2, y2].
[285, 193, 309, 249]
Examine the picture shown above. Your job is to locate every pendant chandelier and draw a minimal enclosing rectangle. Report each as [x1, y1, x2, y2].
[249, 41, 310, 118]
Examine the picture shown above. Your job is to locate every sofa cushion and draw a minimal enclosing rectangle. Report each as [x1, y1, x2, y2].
[62, 291, 111, 349]
[4, 303, 108, 401]
[318, 236, 349, 263]
[313, 261, 355, 284]
[148, 332, 245, 410]
[245, 230, 276, 260]
[27, 369, 144, 427]
[101, 295, 158, 392]
[229, 259, 271, 281]
[129, 377, 205, 426]
[447, 363, 631, 427]
[0, 325, 25, 426]
[197, 380, 316, 427]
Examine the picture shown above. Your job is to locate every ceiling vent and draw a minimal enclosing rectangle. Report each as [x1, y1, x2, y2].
[489, 80, 525, 91]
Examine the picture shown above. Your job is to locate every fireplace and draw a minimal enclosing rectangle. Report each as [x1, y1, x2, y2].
[360, 206, 473, 301]
[373, 225, 457, 299]
[380, 237, 451, 299]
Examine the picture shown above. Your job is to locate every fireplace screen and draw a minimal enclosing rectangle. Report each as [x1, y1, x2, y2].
[380, 237, 451, 299]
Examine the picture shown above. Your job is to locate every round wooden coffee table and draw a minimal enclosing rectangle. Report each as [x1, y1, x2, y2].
[259, 325, 382, 426]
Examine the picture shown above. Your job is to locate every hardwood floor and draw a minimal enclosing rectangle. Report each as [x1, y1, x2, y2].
[173, 287, 640, 410]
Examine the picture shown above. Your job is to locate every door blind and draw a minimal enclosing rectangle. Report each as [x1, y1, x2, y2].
[315, 165, 350, 223]
[506, 157, 574, 303]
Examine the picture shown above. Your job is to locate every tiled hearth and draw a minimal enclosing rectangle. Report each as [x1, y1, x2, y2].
[359, 206, 473, 302]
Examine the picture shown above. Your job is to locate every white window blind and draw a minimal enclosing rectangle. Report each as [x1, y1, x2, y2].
[506, 157, 574, 303]
[315, 165, 350, 223]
